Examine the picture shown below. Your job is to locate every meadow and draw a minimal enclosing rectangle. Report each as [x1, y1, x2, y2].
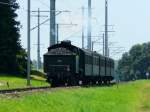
[0, 78, 150, 112]
[0, 75, 49, 90]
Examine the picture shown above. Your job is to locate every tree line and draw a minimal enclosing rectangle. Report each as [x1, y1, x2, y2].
[117, 42, 150, 81]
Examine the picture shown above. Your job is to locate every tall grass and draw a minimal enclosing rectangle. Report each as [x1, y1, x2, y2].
[0, 80, 150, 112]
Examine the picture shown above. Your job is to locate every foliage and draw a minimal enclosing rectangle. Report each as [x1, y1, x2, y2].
[118, 42, 150, 80]
[0, 0, 27, 75]
[32, 60, 38, 70]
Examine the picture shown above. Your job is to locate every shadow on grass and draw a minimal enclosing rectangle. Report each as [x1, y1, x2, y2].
[0, 74, 24, 78]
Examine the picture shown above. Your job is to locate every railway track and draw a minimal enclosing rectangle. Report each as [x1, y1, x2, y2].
[0, 86, 51, 94]
[0, 82, 116, 94]
[0, 86, 81, 94]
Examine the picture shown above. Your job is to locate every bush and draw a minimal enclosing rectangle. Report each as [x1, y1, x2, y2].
[31, 70, 46, 78]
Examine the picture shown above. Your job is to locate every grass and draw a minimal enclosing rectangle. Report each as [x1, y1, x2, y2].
[0, 74, 49, 90]
[138, 82, 150, 112]
[0, 80, 150, 112]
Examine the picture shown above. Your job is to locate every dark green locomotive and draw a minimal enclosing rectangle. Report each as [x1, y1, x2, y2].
[44, 41, 114, 86]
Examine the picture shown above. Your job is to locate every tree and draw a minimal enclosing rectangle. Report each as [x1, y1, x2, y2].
[118, 52, 133, 80]
[0, 0, 27, 75]
[118, 42, 150, 81]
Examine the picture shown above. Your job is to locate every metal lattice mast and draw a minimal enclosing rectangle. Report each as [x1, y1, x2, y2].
[31, 10, 48, 70]
[103, 33, 105, 56]
[37, 8, 41, 70]
[27, 0, 31, 86]
[105, 0, 108, 57]
[82, 6, 85, 49]
[87, 0, 92, 50]
[50, 0, 56, 46]
[56, 24, 59, 44]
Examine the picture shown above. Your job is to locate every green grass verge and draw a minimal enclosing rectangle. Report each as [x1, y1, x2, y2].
[0, 75, 49, 90]
[0, 80, 150, 112]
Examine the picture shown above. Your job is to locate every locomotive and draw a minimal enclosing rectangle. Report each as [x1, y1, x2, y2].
[44, 41, 114, 87]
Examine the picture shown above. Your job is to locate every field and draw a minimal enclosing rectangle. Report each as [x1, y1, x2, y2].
[0, 75, 49, 90]
[0, 78, 150, 112]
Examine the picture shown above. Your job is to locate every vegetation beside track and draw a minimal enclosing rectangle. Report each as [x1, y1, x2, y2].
[0, 75, 49, 90]
[0, 80, 150, 112]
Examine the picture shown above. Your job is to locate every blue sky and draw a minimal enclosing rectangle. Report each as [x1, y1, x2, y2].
[17, 0, 150, 60]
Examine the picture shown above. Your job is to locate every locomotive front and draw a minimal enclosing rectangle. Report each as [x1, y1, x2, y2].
[44, 42, 79, 86]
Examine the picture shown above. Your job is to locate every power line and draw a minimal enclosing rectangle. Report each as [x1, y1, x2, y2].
[36, 0, 50, 8]
[30, 11, 69, 31]
[55, 23, 78, 43]
[64, 30, 81, 40]
[31, 9, 48, 70]
[32, 0, 50, 9]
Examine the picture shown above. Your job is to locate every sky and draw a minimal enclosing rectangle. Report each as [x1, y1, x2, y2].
[17, 0, 150, 61]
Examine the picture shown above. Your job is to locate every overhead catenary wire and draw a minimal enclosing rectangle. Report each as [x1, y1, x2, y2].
[22, 0, 120, 60]
[36, 0, 50, 8]
[30, 11, 70, 31]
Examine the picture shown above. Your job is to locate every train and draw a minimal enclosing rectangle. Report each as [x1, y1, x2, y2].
[44, 41, 114, 87]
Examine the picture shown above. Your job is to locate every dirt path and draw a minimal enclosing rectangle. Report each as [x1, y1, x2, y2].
[138, 84, 150, 112]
